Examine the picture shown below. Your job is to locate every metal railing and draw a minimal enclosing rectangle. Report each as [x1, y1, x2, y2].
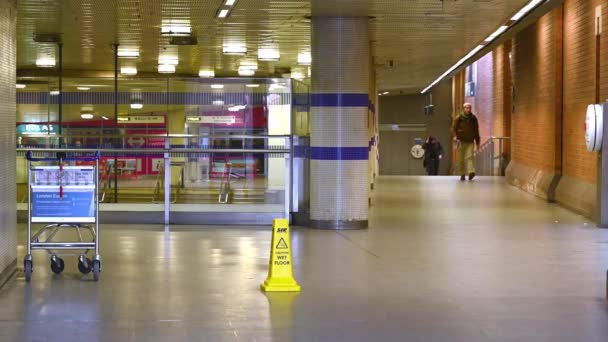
[473, 137, 510, 176]
[16, 134, 292, 224]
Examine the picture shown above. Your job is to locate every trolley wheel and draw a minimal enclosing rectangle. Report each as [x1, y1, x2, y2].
[77, 256, 92, 274]
[92, 260, 100, 281]
[50, 256, 65, 274]
[24, 259, 32, 282]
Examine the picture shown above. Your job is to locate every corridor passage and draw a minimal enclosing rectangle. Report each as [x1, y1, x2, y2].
[0, 177, 607, 341]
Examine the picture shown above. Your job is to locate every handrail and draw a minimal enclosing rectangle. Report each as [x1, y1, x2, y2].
[473, 137, 510, 176]
[17, 148, 290, 154]
[17, 133, 292, 139]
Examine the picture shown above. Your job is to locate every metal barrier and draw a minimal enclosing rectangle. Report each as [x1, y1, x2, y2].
[473, 137, 510, 176]
[17, 134, 292, 225]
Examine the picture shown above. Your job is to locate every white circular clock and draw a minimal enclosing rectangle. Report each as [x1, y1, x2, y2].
[411, 144, 425, 159]
[585, 104, 603, 152]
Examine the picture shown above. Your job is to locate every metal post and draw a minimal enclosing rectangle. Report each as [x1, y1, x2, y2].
[490, 139, 495, 176]
[164, 138, 171, 226]
[95, 156, 100, 255]
[58, 42, 63, 137]
[285, 137, 291, 222]
[113, 44, 119, 203]
[499, 138, 504, 176]
[27, 159, 32, 255]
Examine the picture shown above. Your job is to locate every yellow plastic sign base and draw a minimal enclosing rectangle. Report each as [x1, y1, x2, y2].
[260, 219, 301, 292]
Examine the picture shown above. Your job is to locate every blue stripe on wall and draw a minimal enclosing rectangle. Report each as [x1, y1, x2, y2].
[310, 147, 369, 161]
[311, 93, 369, 107]
[17, 92, 291, 105]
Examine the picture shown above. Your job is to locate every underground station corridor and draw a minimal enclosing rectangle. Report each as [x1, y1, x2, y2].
[1, 0, 608, 341]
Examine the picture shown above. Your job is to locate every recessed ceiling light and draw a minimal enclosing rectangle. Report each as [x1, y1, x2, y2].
[238, 69, 255, 76]
[217, 9, 230, 18]
[161, 25, 192, 36]
[16, 84, 26, 89]
[199, 70, 215, 78]
[223, 45, 247, 55]
[258, 49, 280, 61]
[36, 58, 56, 68]
[210, 84, 224, 89]
[121, 65, 138, 75]
[158, 64, 176, 73]
[225, 0, 237, 5]
[382, 91, 389, 95]
[50, 90, 60, 95]
[212, 100, 225, 106]
[102, 116, 110, 120]
[297, 52, 312, 65]
[81, 113, 94, 119]
[246, 84, 260, 88]
[130, 103, 144, 110]
[77, 86, 90, 91]
[159, 56, 179, 65]
[117, 49, 140, 58]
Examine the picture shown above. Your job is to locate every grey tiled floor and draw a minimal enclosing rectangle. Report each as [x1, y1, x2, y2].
[1, 176, 607, 341]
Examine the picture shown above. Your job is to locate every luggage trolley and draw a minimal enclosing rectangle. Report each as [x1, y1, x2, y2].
[24, 151, 102, 282]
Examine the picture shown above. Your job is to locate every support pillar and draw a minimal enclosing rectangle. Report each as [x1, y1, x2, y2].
[310, 17, 370, 229]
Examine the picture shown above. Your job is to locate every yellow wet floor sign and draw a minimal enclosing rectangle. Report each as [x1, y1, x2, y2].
[261, 219, 301, 292]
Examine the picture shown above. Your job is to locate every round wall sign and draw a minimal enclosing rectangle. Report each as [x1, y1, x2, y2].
[411, 144, 425, 159]
[585, 104, 603, 152]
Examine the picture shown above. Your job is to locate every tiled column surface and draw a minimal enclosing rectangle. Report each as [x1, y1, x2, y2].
[0, 0, 17, 285]
[310, 17, 370, 229]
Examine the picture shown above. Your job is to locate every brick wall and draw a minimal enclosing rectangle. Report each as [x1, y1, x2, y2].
[464, 53, 494, 142]
[511, 11, 560, 173]
[562, 0, 602, 184]
[492, 42, 512, 143]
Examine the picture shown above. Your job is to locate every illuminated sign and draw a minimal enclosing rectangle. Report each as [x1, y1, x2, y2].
[16, 124, 59, 135]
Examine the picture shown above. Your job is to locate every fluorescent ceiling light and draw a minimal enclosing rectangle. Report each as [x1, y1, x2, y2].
[161, 25, 192, 36]
[212, 100, 225, 106]
[102, 116, 110, 120]
[511, 0, 544, 21]
[199, 70, 215, 78]
[117, 49, 140, 58]
[77, 86, 90, 91]
[210, 84, 224, 89]
[484, 25, 509, 42]
[81, 113, 94, 119]
[217, 9, 230, 18]
[159, 56, 179, 65]
[246, 84, 260, 88]
[121, 65, 138, 75]
[223, 45, 247, 55]
[291, 72, 305, 80]
[238, 69, 255, 76]
[16, 84, 26, 89]
[421, 44, 484, 94]
[381, 91, 389, 95]
[297, 52, 312, 65]
[258, 49, 280, 61]
[50, 90, 60, 95]
[36, 58, 56, 68]
[130, 103, 144, 109]
[225, 0, 236, 5]
[158, 64, 176, 73]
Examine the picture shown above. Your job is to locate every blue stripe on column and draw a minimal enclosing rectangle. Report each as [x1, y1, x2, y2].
[311, 93, 369, 107]
[310, 147, 369, 160]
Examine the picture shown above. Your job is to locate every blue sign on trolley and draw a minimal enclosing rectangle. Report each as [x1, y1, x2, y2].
[31, 186, 96, 223]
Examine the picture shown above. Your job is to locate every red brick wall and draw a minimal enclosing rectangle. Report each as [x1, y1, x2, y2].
[492, 41, 512, 156]
[511, 11, 561, 173]
[562, 0, 601, 184]
[464, 53, 494, 143]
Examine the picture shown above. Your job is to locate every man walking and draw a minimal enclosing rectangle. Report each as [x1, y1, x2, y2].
[451, 103, 480, 181]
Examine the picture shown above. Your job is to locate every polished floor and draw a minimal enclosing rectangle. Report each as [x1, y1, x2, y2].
[1, 176, 607, 341]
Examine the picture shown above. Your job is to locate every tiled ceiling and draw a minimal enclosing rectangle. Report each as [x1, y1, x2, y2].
[17, 0, 530, 94]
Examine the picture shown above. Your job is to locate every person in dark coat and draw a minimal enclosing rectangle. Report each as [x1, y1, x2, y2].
[422, 136, 443, 176]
